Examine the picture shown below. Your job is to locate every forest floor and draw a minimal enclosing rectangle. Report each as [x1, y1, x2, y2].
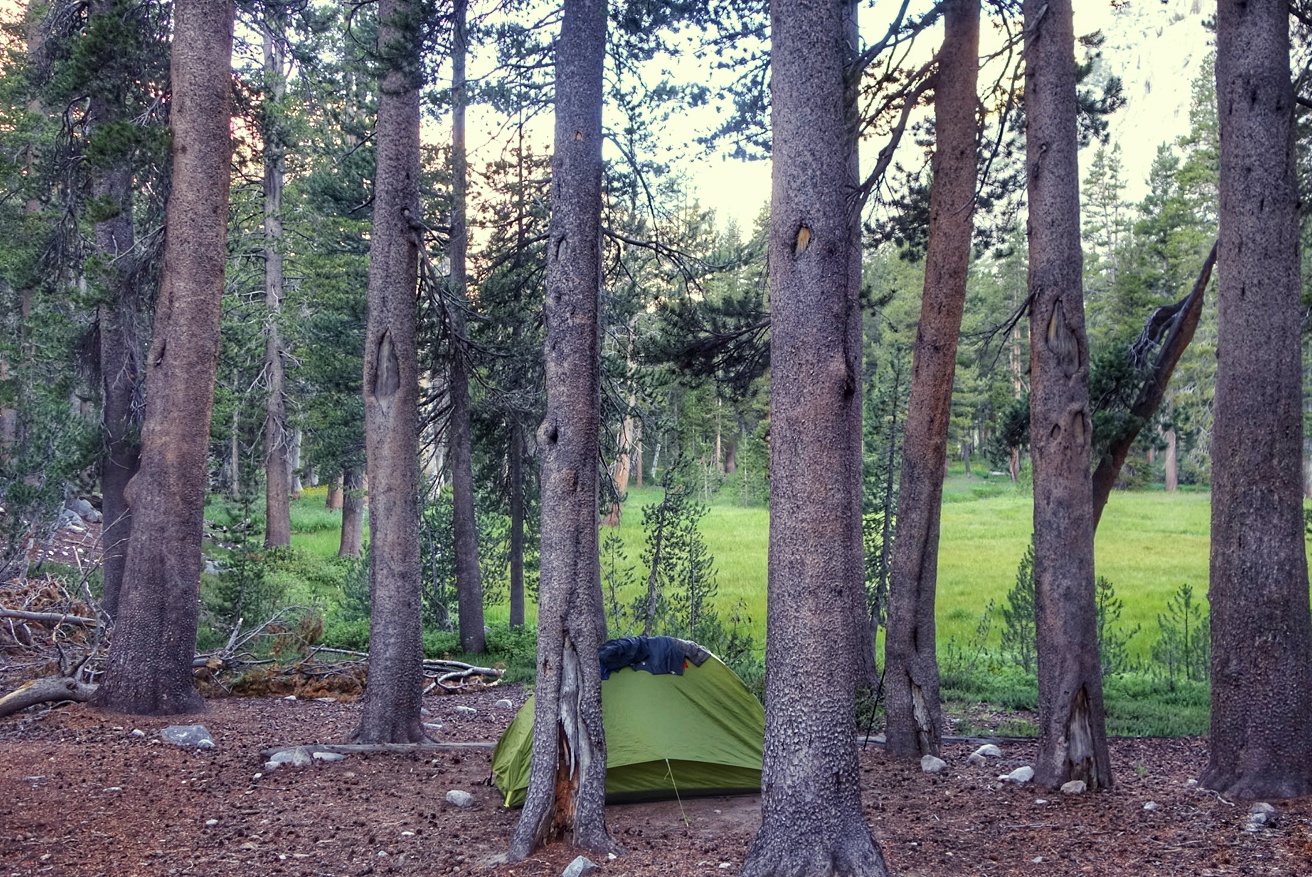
[3, 682, 1312, 877]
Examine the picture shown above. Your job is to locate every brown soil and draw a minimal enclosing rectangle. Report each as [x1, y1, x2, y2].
[3, 687, 1312, 877]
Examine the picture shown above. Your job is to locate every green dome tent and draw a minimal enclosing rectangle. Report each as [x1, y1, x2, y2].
[491, 639, 764, 806]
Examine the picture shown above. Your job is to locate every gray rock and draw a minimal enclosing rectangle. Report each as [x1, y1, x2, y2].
[1060, 780, 1087, 795]
[1143, 801, 1160, 811]
[445, 790, 475, 808]
[920, 755, 948, 774]
[69, 498, 101, 523]
[495, 698, 514, 710]
[1000, 766, 1035, 784]
[265, 747, 314, 769]
[312, 751, 345, 763]
[967, 752, 987, 766]
[973, 744, 1003, 759]
[1248, 802, 1278, 829]
[561, 856, 598, 877]
[161, 725, 215, 749]
[455, 705, 477, 715]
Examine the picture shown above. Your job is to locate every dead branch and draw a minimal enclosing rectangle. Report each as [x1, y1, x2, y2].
[260, 741, 495, 758]
[0, 675, 97, 718]
[0, 607, 98, 627]
[1091, 239, 1217, 529]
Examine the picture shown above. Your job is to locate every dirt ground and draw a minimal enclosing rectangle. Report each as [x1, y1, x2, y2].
[3, 685, 1312, 877]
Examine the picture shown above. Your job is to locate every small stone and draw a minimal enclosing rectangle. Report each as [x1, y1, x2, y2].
[1248, 802, 1278, 828]
[967, 752, 987, 766]
[445, 790, 475, 808]
[920, 755, 948, 774]
[205, 819, 219, 827]
[973, 744, 1003, 758]
[253, 773, 263, 780]
[400, 831, 415, 837]
[1143, 801, 1159, 811]
[130, 729, 145, 738]
[161, 725, 215, 749]
[1034, 799, 1048, 805]
[1031, 856, 1044, 864]
[1185, 779, 1198, 787]
[282, 694, 297, 701]
[495, 698, 514, 710]
[455, 705, 477, 715]
[1001, 766, 1035, 784]
[312, 751, 345, 763]
[423, 722, 444, 731]
[561, 856, 598, 877]
[1060, 780, 1087, 795]
[316, 697, 336, 703]
[103, 787, 122, 793]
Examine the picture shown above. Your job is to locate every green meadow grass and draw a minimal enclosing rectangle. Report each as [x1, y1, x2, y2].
[608, 478, 1214, 664]
[282, 476, 1215, 665]
[275, 474, 1231, 733]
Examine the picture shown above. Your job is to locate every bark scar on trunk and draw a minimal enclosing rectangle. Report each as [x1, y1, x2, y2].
[794, 224, 812, 256]
[1045, 298, 1080, 377]
[373, 330, 400, 400]
[1066, 686, 1099, 787]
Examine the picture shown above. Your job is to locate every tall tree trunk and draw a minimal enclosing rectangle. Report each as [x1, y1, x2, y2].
[448, 0, 486, 654]
[1163, 427, 1178, 492]
[508, 420, 526, 628]
[1203, 0, 1312, 800]
[327, 473, 344, 510]
[91, 0, 235, 716]
[884, 0, 979, 761]
[357, 0, 425, 745]
[741, 2, 888, 875]
[1022, 0, 1112, 791]
[88, 0, 145, 620]
[338, 465, 365, 558]
[262, 25, 292, 549]
[509, 0, 614, 859]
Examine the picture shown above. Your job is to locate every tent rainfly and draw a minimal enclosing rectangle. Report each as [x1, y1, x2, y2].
[491, 636, 765, 805]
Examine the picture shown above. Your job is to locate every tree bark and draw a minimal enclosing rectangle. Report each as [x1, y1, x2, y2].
[508, 420, 526, 628]
[338, 465, 365, 558]
[884, 0, 979, 761]
[508, 0, 614, 860]
[356, 0, 425, 745]
[91, 0, 235, 716]
[741, 2, 888, 875]
[88, 0, 145, 621]
[1023, 0, 1112, 791]
[262, 24, 292, 550]
[327, 473, 344, 510]
[1163, 428, 1179, 491]
[1203, 0, 1312, 800]
[448, 0, 486, 655]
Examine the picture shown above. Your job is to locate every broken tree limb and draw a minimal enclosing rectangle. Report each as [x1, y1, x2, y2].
[259, 741, 495, 758]
[0, 607, 98, 627]
[424, 661, 504, 693]
[0, 676, 98, 718]
[1091, 239, 1217, 530]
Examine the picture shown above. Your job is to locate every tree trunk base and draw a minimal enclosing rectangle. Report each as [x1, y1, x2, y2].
[1200, 764, 1312, 801]
[741, 827, 889, 877]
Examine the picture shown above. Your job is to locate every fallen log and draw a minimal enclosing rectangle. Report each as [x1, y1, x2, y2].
[0, 676, 98, 718]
